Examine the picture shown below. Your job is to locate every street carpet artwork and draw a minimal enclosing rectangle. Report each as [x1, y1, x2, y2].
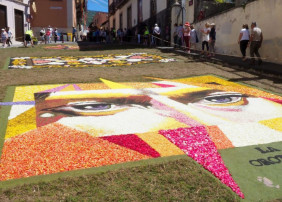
[0, 75, 282, 200]
[43, 45, 79, 50]
[8, 53, 176, 69]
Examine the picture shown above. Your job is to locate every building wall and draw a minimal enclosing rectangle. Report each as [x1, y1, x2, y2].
[92, 12, 108, 28]
[30, 0, 76, 36]
[156, 0, 166, 13]
[186, 0, 282, 64]
[0, 0, 29, 42]
[109, 0, 167, 30]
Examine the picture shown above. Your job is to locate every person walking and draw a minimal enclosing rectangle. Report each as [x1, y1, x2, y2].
[143, 26, 150, 46]
[1, 28, 8, 48]
[208, 23, 216, 57]
[72, 26, 77, 42]
[153, 24, 161, 46]
[238, 24, 250, 61]
[48, 25, 53, 43]
[173, 23, 178, 48]
[45, 28, 51, 44]
[201, 22, 211, 56]
[6, 27, 12, 47]
[190, 24, 199, 52]
[249, 22, 263, 65]
[183, 22, 191, 53]
[54, 28, 58, 43]
[40, 27, 46, 44]
[177, 23, 183, 48]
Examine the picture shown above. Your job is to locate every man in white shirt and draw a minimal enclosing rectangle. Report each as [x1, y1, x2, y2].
[250, 22, 263, 65]
[48, 25, 53, 43]
[153, 24, 161, 46]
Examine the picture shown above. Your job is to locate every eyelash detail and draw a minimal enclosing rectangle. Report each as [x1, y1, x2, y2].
[202, 93, 246, 104]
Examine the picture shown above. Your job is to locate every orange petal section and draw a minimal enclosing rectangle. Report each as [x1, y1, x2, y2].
[0, 123, 150, 181]
[205, 126, 234, 150]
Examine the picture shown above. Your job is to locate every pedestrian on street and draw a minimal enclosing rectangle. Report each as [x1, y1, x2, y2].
[1, 28, 8, 48]
[238, 24, 250, 61]
[143, 26, 150, 46]
[153, 23, 161, 46]
[48, 25, 53, 43]
[40, 27, 46, 44]
[177, 23, 183, 47]
[250, 22, 263, 65]
[190, 24, 199, 52]
[208, 23, 216, 57]
[6, 27, 12, 47]
[54, 28, 58, 43]
[46, 28, 51, 44]
[183, 22, 191, 53]
[72, 26, 77, 42]
[173, 23, 178, 48]
[201, 22, 211, 56]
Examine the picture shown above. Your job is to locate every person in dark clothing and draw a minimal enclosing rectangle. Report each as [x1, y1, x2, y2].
[208, 23, 216, 57]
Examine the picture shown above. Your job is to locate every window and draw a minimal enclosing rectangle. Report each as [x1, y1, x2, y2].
[138, 0, 143, 23]
[150, 0, 156, 17]
[127, 6, 132, 28]
[119, 13, 123, 30]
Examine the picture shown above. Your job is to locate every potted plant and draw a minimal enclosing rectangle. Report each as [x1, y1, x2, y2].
[32, 37, 38, 45]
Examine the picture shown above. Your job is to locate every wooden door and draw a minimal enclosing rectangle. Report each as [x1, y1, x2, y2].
[0, 5, 7, 31]
[14, 9, 24, 42]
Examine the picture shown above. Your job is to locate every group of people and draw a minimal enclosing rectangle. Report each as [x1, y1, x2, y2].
[173, 22, 216, 57]
[238, 21, 263, 65]
[39, 26, 60, 44]
[172, 21, 263, 64]
[1, 27, 13, 48]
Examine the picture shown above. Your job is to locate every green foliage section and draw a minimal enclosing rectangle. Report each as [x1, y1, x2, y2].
[0, 159, 240, 201]
[220, 142, 282, 201]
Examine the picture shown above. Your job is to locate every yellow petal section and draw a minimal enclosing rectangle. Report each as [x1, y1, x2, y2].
[60, 85, 77, 91]
[259, 117, 282, 132]
[136, 132, 184, 156]
[13, 85, 64, 102]
[5, 107, 37, 139]
[100, 78, 133, 89]
[149, 117, 189, 132]
[160, 87, 210, 97]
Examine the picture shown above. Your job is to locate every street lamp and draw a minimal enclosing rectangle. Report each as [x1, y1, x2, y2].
[172, 0, 185, 25]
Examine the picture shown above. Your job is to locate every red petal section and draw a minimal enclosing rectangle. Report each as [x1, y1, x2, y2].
[101, 134, 160, 158]
[261, 97, 282, 104]
[159, 126, 244, 198]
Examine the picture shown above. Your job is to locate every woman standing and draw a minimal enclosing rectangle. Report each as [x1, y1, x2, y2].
[238, 24, 250, 61]
[183, 22, 191, 53]
[190, 24, 198, 52]
[1, 28, 8, 48]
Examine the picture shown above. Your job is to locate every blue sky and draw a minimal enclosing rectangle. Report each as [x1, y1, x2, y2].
[87, 0, 108, 12]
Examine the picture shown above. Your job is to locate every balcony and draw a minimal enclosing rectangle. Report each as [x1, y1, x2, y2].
[109, 2, 116, 15]
[115, 0, 129, 9]
[109, 0, 129, 15]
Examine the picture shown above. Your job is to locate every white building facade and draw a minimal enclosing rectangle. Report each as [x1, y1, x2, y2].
[0, 0, 30, 42]
[108, 0, 175, 41]
[185, 0, 282, 64]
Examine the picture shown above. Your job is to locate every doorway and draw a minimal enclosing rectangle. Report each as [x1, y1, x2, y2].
[14, 9, 24, 42]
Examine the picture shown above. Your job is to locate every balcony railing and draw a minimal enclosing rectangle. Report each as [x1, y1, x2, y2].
[109, 0, 129, 15]
[115, 0, 129, 9]
[109, 2, 116, 15]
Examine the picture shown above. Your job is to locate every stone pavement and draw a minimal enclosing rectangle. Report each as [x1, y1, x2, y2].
[157, 47, 282, 76]
[0, 41, 76, 48]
